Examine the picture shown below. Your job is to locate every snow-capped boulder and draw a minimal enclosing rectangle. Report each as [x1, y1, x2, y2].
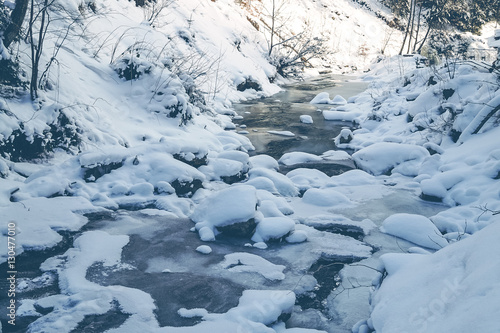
[252, 216, 296, 243]
[191, 185, 258, 239]
[380, 213, 448, 250]
[310, 92, 332, 104]
[248, 168, 299, 197]
[352, 142, 430, 176]
[300, 115, 313, 124]
[302, 188, 353, 207]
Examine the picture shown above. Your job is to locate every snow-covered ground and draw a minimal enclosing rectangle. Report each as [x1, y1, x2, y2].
[1, 0, 500, 332]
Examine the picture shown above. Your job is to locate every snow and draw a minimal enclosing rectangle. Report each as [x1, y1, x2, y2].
[252, 216, 297, 243]
[352, 142, 430, 176]
[301, 214, 376, 235]
[220, 252, 286, 281]
[190, 185, 257, 238]
[170, 290, 299, 333]
[302, 188, 353, 207]
[322, 110, 362, 122]
[0, 197, 102, 260]
[196, 245, 212, 254]
[29, 231, 158, 332]
[1, 0, 499, 330]
[380, 213, 448, 250]
[249, 155, 280, 170]
[368, 219, 500, 333]
[310, 93, 347, 105]
[300, 115, 313, 124]
[278, 152, 322, 166]
[331, 95, 347, 105]
[310, 92, 332, 104]
[268, 130, 296, 137]
[249, 168, 299, 197]
[286, 168, 331, 192]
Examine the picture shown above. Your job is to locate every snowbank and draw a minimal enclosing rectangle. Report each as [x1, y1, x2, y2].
[367, 219, 500, 333]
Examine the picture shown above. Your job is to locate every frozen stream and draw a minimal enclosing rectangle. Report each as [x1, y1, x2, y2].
[2, 75, 449, 333]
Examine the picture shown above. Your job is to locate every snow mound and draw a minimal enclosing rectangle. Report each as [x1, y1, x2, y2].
[252, 216, 296, 243]
[323, 110, 361, 122]
[302, 214, 376, 235]
[310, 92, 332, 104]
[352, 142, 430, 176]
[380, 213, 448, 250]
[331, 95, 347, 105]
[326, 169, 377, 187]
[190, 185, 257, 239]
[175, 290, 300, 332]
[249, 154, 279, 170]
[196, 245, 212, 254]
[302, 188, 353, 207]
[256, 189, 294, 216]
[249, 168, 299, 197]
[221, 252, 286, 280]
[286, 168, 331, 192]
[278, 152, 322, 166]
[310, 93, 347, 105]
[300, 115, 313, 124]
[242, 177, 280, 194]
[268, 130, 295, 137]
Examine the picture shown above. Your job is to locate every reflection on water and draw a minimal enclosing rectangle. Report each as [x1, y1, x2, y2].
[232, 75, 368, 158]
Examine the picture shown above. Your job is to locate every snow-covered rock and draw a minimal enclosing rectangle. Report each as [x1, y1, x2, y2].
[300, 115, 314, 124]
[310, 92, 332, 104]
[278, 152, 322, 166]
[252, 216, 296, 243]
[302, 188, 353, 207]
[249, 168, 299, 197]
[352, 142, 430, 176]
[380, 213, 448, 250]
[190, 185, 258, 239]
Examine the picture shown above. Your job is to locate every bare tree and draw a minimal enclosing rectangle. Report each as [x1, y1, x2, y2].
[257, 0, 323, 76]
[143, 0, 174, 27]
[28, 0, 58, 100]
[270, 32, 323, 76]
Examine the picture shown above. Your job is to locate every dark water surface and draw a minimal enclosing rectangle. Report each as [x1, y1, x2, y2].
[232, 75, 368, 159]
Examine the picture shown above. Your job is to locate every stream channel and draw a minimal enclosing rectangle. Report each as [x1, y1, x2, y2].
[2, 75, 448, 333]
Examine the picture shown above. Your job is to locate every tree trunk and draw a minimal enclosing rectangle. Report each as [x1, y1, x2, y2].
[2, 0, 29, 48]
[412, 3, 423, 53]
[407, 0, 416, 54]
[416, 25, 431, 54]
[399, 0, 413, 55]
[268, 0, 275, 56]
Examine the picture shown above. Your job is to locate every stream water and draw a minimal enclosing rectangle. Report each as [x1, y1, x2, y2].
[232, 75, 368, 159]
[2, 75, 448, 333]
